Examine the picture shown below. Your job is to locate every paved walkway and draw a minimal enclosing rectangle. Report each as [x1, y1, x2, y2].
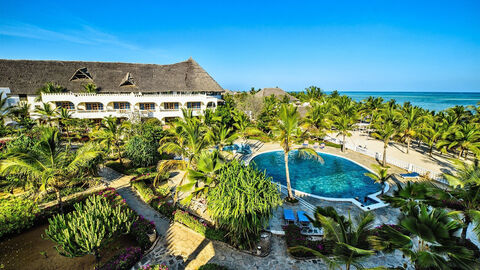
[99, 167, 409, 270]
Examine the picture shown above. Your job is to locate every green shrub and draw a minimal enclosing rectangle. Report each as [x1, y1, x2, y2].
[198, 263, 229, 270]
[45, 195, 135, 259]
[140, 264, 168, 270]
[173, 210, 206, 235]
[323, 141, 341, 148]
[150, 197, 176, 218]
[124, 135, 160, 167]
[0, 197, 39, 238]
[39, 186, 87, 204]
[130, 216, 156, 250]
[155, 183, 171, 197]
[205, 227, 227, 242]
[131, 180, 155, 203]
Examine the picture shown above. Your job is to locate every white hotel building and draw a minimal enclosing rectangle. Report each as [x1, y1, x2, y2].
[0, 58, 224, 122]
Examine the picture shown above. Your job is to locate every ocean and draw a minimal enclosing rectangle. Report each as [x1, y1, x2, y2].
[336, 91, 480, 112]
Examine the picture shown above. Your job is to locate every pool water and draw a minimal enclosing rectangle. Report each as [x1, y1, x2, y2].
[250, 150, 381, 200]
[222, 144, 252, 154]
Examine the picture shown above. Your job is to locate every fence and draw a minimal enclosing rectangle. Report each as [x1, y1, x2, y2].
[323, 137, 448, 185]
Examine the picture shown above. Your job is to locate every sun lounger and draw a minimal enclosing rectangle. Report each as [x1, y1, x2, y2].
[313, 142, 319, 149]
[320, 143, 325, 149]
[283, 209, 295, 224]
[297, 211, 310, 225]
[302, 140, 309, 147]
[400, 172, 420, 179]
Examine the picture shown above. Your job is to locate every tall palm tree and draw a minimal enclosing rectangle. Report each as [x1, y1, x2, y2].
[304, 101, 332, 139]
[369, 203, 476, 270]
[364, 164, 392, 195]
[0, 128, 103, 211]
[371, 121, 397, 166]
[205, 123, 238, 151]
[271, 104, 323, 200]
[92, 116, 126, 164]
[9, 101, 34, 128]
[82, 83, 98, 93]
[399, 104, 424, 154]
[360, 96, 384, 125]
[332, 114, 357, 152]
[419, 118, 444, 157]
[290, 207, 375, 270]
[157, 109, 208, 201]
[35, 103, 58, 126]
[0, 94, 12, 125]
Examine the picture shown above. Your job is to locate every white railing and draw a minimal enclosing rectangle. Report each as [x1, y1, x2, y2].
[42, 92, 221, 99]
[323, 137, 448, 185]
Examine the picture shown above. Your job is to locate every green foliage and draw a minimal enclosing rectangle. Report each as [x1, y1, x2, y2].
[130, 216, 156, 250]
[45, 195, 135, 259]
[207, 160, 281, 248]
[284, 224, 332, 258]
[125, 135, 160, 167]
[173, 210, 226, 241]
[0, 196, 39, 238]
[105, 160, 129, 174]
[198, 263, 229, 270]
[131, 180, 155, 203]
[140, 264, 169, 270]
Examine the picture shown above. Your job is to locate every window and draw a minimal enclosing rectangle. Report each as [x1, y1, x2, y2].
[187, 102, 201, 109]
[113, 102, 130, 110]
[163, 102, 179, 110]
[86, 103, 103, 111]
[55, 101, 75, 110]
[70, 67, 93, 81]
[140, 103, 155, 110]
[19, 94, 27, 101]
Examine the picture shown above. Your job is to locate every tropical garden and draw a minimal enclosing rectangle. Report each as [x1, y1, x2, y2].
[0, 82, 480, 269]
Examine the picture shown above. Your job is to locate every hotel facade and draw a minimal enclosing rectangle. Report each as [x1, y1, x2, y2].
[0, 58, 224, 122]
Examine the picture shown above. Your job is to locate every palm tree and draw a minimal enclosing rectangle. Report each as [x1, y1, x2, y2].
[0, 94, 12, 125]
[300, 86, 324, 103]
[371, 121, 397, 166]
[157, 109, 208, 201]
[57, 107, 73, 139]
[364, 164, 392, 195]
[290, 207, 375, 270]
[271, 104, 323, 200]
[9, 101, 34, 128]
[437, 123, 480, 159]
[179, 150, 224, 203]
[232, 111, 263, 142]
[419, 118, 444, 157]
[205, 123, 238, 151]
[369, 203, 476, 270]
[398, 104, 424, 154]
[92, 116, 126, 164]
[35, 103, 58, 126]
[35, 82, 65, 101]
[82, 83, 98, 93]
[442, 160, 480, 242]
[360, 96, 384, 125]
[304, 101, 332, 139]
[0, 128, 103, 211]
[332, 114, 357, 152]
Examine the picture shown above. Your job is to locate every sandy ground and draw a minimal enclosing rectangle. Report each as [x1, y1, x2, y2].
[330, 130, 455, 175]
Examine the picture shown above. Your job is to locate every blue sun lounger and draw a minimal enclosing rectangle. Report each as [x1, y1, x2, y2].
[283, 209, 295, 224]
[400, 172, 420, 179]
[297, 211, 310, 224]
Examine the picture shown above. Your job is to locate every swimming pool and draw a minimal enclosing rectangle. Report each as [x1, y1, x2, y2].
[250, 150, 381, 201]
[222, 144, 252, 154]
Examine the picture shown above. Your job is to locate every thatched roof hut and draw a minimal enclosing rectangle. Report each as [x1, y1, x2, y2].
[0, 58, 223, 95]
[254, 87, 298, 102]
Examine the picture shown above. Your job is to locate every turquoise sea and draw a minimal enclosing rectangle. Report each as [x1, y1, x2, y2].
[336, 91, 480, 112]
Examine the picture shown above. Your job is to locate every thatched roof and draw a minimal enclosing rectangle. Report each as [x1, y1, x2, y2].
[0, 58, 223, 95]
[255, 87, 298, 102]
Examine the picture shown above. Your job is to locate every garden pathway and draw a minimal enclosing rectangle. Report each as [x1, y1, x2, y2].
[99, 167, 409, 270]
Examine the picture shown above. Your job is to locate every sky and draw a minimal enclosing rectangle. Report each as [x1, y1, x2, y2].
[0, 0, 479, 92]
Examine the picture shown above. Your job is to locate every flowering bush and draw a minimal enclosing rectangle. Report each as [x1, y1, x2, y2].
[95, 246, 142, 270]
[150, 196, 176, 218]
[283, 224, 331, 258]
[140, 264, 168, 270]
[131, 215, 156, 250]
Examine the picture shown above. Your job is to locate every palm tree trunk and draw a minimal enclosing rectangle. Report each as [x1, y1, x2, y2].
[406, 138, 410, 154]
[383, 143, 387, 167]
[284, 151, 294, 199]
[117, 145, 123, 165]
[461, 217, 471, 242]
[458, 148, 463, 159]
[342, 133, 346, 152]
[56, 189, 63, 213]
[429, 144, 433, 157]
